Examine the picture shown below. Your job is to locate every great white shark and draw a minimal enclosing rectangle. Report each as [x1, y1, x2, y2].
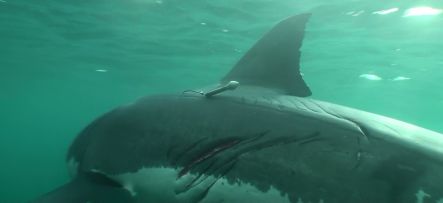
[32, 13, 443, 203]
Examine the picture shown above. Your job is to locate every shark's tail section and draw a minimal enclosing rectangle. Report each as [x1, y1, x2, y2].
[30, 172, 134, 203]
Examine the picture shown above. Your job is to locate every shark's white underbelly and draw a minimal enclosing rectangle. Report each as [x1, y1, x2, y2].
[67, 157, 443, 203]
[111, 167, 293, 203]
[111, 167, 443, 203]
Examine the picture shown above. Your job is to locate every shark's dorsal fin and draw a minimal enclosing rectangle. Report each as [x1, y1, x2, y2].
[222, 13, 312, 97]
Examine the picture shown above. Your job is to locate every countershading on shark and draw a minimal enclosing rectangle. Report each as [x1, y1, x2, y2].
[32, 13, 443, 203]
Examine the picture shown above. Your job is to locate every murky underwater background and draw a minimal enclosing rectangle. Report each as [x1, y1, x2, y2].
[1, 0, 443, 202]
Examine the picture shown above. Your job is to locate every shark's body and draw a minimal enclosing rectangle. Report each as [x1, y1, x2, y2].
[32, 14, 443, 203]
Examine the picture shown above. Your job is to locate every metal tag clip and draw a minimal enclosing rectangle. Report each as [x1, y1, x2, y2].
[204, 81, 240, 97]
[182, 81, 240, 98]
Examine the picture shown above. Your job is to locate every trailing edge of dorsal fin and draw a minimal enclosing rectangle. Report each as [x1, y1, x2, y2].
[222, 13, 312, 97]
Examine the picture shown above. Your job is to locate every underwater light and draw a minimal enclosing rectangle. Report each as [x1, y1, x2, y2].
[403, 6, 442, 17]
[359, 74, 382, 81]
[372, 8, 399, 15]
[392, 76, 411, 81]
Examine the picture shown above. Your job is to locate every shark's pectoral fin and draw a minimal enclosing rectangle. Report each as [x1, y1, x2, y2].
[222, 13, 312, 97]
[31, 172, 134, 203]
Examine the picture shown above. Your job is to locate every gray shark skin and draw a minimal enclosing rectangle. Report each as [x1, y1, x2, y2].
[32, 13, 443, 203]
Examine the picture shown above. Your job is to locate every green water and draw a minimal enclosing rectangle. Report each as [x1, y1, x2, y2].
[1, 0, 442, 202]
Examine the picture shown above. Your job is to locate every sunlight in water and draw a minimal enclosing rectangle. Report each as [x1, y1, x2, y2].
[392, 76, 411, 81]
[346, 10, 365, 16]
[372, 8, 399, 15]
[403, 6, 442, 17]
[359, 74, 382, 81]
